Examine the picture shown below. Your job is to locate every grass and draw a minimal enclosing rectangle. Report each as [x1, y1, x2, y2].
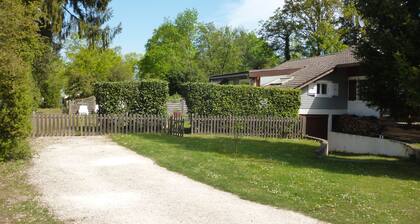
[0, 160, 61, 224]
[411, 143, 420, 150]
[113, 134, 420, 224]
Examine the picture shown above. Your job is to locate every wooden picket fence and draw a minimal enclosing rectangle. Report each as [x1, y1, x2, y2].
[31, 114, 184, 137]
[190, 115, 303, 138]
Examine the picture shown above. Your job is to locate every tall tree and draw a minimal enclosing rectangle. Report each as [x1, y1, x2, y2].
[31, 0, 121, 49]
[64, 39, 134, 98]
[292, 0, 347, 56]
[355, 0, 420, 121]
[141, 9, 278, 94]
[339, 0, 363, 45]
[259, 2, 302, 61]
[261, 0, 347, 58]
[0, 0, 44, 160]
[139, 9, 205, 94]
[197, 25, 277, 75]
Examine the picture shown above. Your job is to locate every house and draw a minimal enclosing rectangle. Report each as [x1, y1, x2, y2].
[209, 48, 380, 140]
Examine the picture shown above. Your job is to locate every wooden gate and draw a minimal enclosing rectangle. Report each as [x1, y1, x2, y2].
[31, 114, 184, 137]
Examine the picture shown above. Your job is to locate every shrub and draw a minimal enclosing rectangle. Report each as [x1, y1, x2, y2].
[180, 82, 300, 117]
[332, 115, 382, 137]
[94, 80, 169, 115]
[0, 52, 33, 161]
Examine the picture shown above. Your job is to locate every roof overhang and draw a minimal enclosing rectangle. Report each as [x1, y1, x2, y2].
[249, 68, 301, 78]
[296, 69, 335, 89]
[209, 71, 249, 81]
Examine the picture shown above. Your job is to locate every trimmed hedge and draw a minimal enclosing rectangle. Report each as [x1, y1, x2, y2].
[94, 80, 169, 115]
[181, 83, 301, 117]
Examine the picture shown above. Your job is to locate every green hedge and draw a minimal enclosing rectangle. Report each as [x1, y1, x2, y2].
[94, 80, 169, 115]
[181, 83, 301, 117]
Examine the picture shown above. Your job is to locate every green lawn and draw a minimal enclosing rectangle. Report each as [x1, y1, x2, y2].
[411, 143, 420, 150]
[113, 134, 420, 224]
[0, 161, 61, 224]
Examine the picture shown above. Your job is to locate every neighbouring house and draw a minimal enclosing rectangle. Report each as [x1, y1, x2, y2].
[209, 48, 380, 140]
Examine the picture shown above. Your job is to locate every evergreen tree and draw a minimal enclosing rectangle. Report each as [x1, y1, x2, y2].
[0, 0, 43, 160]
[355, 0, 420, 121]
[32, 0, 122, 49]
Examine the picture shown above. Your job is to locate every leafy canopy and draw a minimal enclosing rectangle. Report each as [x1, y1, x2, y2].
[64, 39, 135, 98]
[355, 0, 420, 121]
[140, 9, 277, 94]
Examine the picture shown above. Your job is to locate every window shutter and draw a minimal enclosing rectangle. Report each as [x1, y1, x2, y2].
[308, 84, 316, 96]
[332, 83, 339, 96]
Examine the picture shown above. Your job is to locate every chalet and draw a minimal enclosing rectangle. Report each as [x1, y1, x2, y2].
[209, 48, 379, 139]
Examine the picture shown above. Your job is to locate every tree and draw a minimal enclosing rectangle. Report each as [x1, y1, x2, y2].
[196, 25, 242, 76]
[260, 0, 347, 58]
[0, 0, 44, 160]
[32, 48, 66, 108]
[31, 0, 122, 49]
[139, 9, 204, 93]
[355, 0, 420, 121]
[291, 0, 347, 56]
[339, 0, 363, 45]
[140, 9, 278, 94]
[197, 25, 277, 75]
[65, 41, 134, 98]
[259, 2, 302, 61]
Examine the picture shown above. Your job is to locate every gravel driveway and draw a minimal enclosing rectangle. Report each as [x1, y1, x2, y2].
[29, 136, 324, 224]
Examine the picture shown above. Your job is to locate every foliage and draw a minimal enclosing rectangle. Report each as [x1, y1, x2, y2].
[0, 52, 33, 160]
[114, 134, 420, 224]
[333, 115, 382, 137]
[32, 48, 66, 108]
[259, 3, 303, 60]
[0, 0, 47, 160]
[260, 0, 349, 58]
[0, 0, 44, 64]
[94, 80, 169, 115]
[65, 40, 135, 99]
[339, 0, 363, 45]
[31, 0, 121, 49]
[180, 82, 300, 117]
[139, 9, 204, 92]
[355, 0, 420, 121]
[196, 25, 277, 75]
[140, 9, 278, 94]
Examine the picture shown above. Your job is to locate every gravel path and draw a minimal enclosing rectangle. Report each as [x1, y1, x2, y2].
[29, 136, 324, 224]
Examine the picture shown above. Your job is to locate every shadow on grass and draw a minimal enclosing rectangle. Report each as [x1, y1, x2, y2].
[128, 134, 420, 181]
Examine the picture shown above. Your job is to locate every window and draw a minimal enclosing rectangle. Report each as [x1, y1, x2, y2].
[316, 83, 328, 95]
[348, 76, 366, 101]
[348, 80, 357, 100]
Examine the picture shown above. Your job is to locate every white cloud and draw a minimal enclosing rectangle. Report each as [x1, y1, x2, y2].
[224, 0, 284, 31]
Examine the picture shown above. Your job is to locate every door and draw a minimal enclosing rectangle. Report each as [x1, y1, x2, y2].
[304, 115, 329, 140]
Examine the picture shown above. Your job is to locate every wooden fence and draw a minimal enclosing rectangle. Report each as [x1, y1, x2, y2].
[31, 114, 184, 137]
[190, 115, 303, 138]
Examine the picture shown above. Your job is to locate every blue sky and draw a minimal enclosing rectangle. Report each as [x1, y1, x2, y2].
[109, 0, 284, 54]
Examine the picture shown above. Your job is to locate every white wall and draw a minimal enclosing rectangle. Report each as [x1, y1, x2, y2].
[347, 101, 380, 117]
[329, 131, 415, 158]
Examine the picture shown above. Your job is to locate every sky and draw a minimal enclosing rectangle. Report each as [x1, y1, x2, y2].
[109, 0, 284, 54]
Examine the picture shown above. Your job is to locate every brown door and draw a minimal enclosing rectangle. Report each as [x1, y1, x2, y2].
[304, 115, 329, 140]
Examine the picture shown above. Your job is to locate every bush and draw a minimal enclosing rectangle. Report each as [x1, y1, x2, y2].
[94, 80, 169, 115]
[0, 52, 33, 161]
[181, 82, 300, 117]
[332, 115, 382, 137]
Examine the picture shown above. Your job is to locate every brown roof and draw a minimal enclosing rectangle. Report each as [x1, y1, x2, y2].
[254, 48, 359, 88]
[249, 68, 301, 78]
